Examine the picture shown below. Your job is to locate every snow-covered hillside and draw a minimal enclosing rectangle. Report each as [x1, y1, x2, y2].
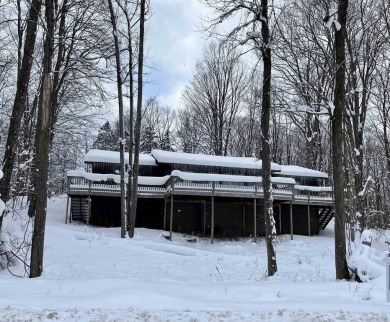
[1, 196, 390, 321]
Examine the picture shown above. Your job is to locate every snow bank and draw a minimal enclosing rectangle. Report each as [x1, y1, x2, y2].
[1, 198, 390, 320]
[142, 242, 197, 256]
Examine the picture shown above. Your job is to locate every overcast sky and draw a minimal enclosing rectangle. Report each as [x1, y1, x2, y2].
[143, 0, 211, 109]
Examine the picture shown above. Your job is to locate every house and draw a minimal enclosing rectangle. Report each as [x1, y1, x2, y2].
[66, 149, 334, 240]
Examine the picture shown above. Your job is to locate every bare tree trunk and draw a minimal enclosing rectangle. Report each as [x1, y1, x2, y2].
[129, 0, 145, 238]
[261, 0, 277, 277]
[30, 0, 55, 278]
[122, 2, 136, 233]
[108, 0, 127, 238]
[333, 0, 350, 280]
[0, 0, 42, 231]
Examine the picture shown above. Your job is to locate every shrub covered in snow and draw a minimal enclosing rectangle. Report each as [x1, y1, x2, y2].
[347, 230, 383, 282]
[0, 230, 16, 270]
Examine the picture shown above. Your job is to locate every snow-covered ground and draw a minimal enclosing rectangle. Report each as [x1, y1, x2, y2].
[1, 196, 390, 321]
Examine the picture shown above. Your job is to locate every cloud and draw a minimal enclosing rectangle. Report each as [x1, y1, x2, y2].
[144, 0, 210, 108]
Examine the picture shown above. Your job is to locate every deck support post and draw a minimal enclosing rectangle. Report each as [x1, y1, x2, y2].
[87, 180, 92, 225]
[290, 200, 293, 240]
[163, 198, 167, 230]
[307, 193, 311, 236]
[211, 182, 215, 244]
[169, 177, 175, 241]
[65, 195, 70, 224]
[202, 200, 206, 235]
[278, 203, 282, 234]
[87, 197, 91, 226]
[253, 183, 257, 243]
[242, 204, 245, 233]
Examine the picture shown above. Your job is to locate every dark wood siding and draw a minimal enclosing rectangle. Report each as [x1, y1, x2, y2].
[87, 161, 159, 176]
[158, 163, 262, 176]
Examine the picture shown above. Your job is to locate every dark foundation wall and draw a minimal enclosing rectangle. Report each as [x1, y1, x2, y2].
[165, 201, 203, 234]
[88, 196, 315, 238]
[280, 204, 319, 236]
[89, 196, 165, 229]
[136, 199, 165, 229]
[90, 196, 121, 227]
[164, 197, 276, 238]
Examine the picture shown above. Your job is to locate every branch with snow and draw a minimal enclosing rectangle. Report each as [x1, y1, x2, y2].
[358, 176, 373, 197]
[324, 8, 341, 31]
[0, 169, 5, 217]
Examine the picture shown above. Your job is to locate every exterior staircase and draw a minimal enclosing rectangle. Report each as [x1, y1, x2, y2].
[319, 207, 334, 230]
[71, 197, 89, 223]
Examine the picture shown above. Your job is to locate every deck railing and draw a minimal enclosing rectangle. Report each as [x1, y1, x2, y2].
[67, 173, 333, 204]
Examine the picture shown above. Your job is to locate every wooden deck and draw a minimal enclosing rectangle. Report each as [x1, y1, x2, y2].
[67, 174, 334, 206]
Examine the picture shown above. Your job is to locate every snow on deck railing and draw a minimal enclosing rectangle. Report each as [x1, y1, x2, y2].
[67, 171, 333, 201]
[294, 185, 333, 199]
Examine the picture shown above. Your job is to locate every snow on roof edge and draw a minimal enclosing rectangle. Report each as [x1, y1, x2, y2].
[151, 150, 281, 171]
[84, 149, 157, 166]
[279, 165, 328, 179]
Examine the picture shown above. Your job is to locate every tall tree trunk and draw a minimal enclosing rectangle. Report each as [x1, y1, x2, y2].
[0, 0, 42, 231]
[30, 0, 55, 278]
[124, 5, 135, 233]
[261, 0, 277, 277]
[129, 0, 145, 238]
[108, 0, 127, 238]
[28, 0, 69, 218]
[333, 0, 350, 280]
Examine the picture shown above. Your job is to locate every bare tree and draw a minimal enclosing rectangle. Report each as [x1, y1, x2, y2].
[181, 41, 246, 156]
[0, 0, 42, 231]
[343, 0, 388, 231]
[331, 0, 350, 280]
[274, 0, 334, 171]
[30, 0, 55, 278]
[108, 0, 127, 238]
[141, 99, 176, 150]
[128, 0, 146, 238]
[200, 0, 278, 276]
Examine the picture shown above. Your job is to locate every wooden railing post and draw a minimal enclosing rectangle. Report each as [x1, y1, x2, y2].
[67, 176, 71, 193]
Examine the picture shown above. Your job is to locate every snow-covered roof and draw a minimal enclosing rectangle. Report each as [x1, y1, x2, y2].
[279, 165, 328, 179]
[84, 149, 157, 166]
[151, 150, 281, 171]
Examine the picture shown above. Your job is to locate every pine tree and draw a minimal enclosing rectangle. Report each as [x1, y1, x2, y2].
[92, 121, 118, 151]
[160, 129, 172, 151]
[140, 126, 157, 153]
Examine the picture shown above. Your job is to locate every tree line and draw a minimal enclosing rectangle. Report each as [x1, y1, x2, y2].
[0, 0, 389, 280]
